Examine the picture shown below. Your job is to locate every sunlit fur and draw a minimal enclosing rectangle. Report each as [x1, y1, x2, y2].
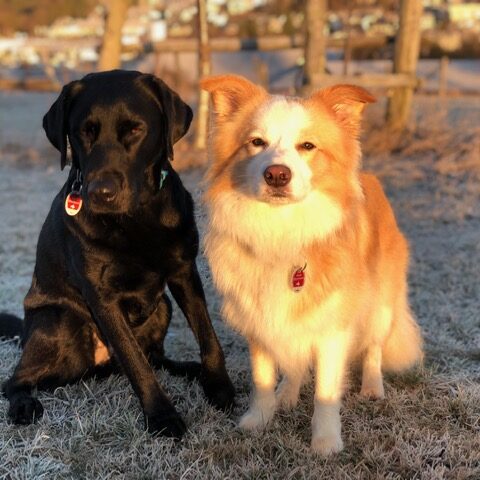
[201, 75, 423, 456]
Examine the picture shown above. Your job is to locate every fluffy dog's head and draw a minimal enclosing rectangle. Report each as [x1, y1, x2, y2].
[201, 75, 375, 252]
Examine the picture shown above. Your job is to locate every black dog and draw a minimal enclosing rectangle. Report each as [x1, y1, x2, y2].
[0, 70, 234, 439]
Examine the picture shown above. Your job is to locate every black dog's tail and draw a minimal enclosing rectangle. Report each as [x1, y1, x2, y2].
[0, 313, 23, 339]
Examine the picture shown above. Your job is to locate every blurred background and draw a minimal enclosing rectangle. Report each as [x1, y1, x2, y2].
[0, 0, 479, 166]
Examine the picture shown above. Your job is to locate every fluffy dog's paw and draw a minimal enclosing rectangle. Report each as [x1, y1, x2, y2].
[311, 434, 344, 457]
[146, 410, 187, 440]
[8, 396, 44, 425]
[238, 407, 272, 430]
[360, 370, 385, 400]
[360, 382, 385, 400]
[200, 370, 236, 412]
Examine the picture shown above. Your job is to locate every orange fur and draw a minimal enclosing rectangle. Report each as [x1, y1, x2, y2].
[201, 75, 423, 456]
[93, 331, 110, 365]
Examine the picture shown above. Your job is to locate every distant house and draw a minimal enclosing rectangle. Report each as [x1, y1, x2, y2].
[448, 3, 480, 28]
[46, 9, 103, 39]
[227, 0, 267, 16]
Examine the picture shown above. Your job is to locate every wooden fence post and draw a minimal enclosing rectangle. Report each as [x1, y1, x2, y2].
[97, 0, 128, 72]
[386, 0, 423, 130]
[254, 56, 269, 89]
[194, 0, 211, 150]
[303, 0, 327, 91]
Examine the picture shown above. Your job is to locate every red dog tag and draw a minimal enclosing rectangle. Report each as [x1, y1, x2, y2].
[291, 265, 306, 292]
[65, 192, 83, 216]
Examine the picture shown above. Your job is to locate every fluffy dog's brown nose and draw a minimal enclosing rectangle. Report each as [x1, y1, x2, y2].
[263, 165, 292, 187]
[88, 177, 118, 203]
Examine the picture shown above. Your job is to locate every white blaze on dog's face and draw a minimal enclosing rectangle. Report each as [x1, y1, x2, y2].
[201, 75, 375, 250]
[242, 97, 315, 203]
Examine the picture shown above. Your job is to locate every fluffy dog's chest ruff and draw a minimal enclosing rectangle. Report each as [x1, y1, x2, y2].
[205, 226, 346, 371]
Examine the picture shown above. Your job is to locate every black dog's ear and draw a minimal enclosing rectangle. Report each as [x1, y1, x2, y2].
[138, 75, 193, 161]
[43, 80, 83, 170]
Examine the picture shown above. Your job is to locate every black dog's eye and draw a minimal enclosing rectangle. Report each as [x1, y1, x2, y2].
[251, 138, 266, 147]
[119, 121, 144, 141]
[126, 122, 143, 136]
[82, 121, 99, 140]
[299, 142, 316, 151]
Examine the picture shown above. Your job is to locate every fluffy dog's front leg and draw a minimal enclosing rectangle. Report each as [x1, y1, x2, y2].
[239, 341, 277, 430]
[311, 333, 350, 456]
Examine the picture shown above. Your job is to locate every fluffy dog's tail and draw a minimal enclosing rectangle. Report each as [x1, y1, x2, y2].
[0, 313, 23, 339]
[382, 307, 423, 372]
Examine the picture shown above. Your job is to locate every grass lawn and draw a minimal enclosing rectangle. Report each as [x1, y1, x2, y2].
[0, 95, 479, 479]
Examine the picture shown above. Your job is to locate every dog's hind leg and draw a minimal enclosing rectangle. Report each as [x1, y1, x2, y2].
[3, 307, 97, 425]
[360, 303, 393, 399]
[275, 370, 305, 411]
[360, 344, 385, 399]
[140, 295, 202, 381]
[155, 357, 202, 381]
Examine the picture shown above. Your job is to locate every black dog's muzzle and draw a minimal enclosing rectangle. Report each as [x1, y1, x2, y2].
[87, 175, 119, 204]
[84, 170, 127, 213]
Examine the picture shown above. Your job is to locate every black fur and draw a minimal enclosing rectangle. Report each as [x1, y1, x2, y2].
[0, 70, 234, 439]
[0, 313, 22, 338]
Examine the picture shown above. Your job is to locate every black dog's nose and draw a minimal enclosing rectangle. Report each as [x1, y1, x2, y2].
[87, 177, 118, 203]
[263, 165, 292, 187]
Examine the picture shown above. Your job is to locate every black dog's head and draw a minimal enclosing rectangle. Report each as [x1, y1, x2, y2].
[43, 70, 192, 214]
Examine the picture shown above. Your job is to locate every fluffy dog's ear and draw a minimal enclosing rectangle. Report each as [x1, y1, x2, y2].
[43, 80, 83, 170]
[200, 74, 266, 118]
[309, 85, 375, 131]
[140, 75, 193, 161]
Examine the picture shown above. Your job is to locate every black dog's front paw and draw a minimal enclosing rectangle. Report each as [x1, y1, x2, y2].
[200, 369, 236, 412]
[8, 395, 44, 425]
[146, 410, 187, 440]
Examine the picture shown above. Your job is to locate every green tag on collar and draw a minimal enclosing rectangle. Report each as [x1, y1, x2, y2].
[159, 169, 168, 189]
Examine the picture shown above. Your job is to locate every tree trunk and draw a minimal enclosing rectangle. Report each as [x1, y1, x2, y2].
[195, 0, 211, 150]
[98, 0, 128, 72]
[303, 0, 327, 91]
[386, 0, 423, 130]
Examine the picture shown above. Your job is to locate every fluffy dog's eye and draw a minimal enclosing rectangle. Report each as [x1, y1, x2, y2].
[300, 142, 316, 150]
[251, 138, 266, 147]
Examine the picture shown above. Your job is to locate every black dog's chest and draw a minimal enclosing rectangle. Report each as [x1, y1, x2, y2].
[95, 254, 168, 324]
[62, 180, 196, 327]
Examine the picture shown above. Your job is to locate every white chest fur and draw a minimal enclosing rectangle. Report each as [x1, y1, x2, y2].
[204, 227, 347, 374]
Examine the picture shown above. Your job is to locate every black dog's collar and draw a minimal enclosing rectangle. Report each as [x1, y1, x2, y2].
[159, 169, 168, 190]
[71, 169, 83, 193]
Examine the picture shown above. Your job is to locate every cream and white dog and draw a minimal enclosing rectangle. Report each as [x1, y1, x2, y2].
[200, 75, 423, 456]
